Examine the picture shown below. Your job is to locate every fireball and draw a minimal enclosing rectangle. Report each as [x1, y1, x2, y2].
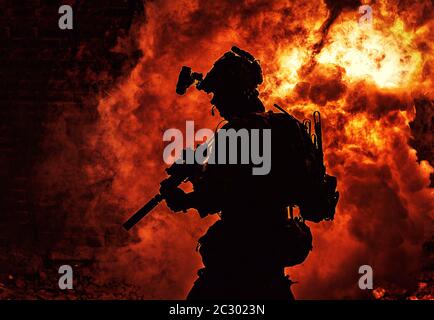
[90, 0, 434, 299]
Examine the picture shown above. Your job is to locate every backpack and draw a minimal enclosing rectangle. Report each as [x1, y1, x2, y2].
[263, 111, 325, 205]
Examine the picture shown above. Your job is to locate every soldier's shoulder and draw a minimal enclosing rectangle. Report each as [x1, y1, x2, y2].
[221, 113, 266, 129]
[260, 111, 304, 132]
[223, 111, 298, 129]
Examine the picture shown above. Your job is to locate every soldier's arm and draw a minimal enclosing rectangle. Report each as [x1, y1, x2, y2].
[185, 119, 250, 217]
[163, 150, 232, 217]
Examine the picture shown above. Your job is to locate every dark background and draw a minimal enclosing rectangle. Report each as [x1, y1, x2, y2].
[0, 0, 144, 298]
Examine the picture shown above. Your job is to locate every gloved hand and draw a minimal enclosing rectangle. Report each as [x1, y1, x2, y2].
[160, 186, 190, 213]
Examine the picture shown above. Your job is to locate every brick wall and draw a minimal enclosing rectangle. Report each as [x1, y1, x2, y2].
[0, 0, 144, 290]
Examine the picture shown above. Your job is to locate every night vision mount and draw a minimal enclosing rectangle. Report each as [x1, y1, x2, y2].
[176, 66, 203, 95]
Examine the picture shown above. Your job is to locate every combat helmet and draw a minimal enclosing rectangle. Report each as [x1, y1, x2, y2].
[176, 46, 263, 97]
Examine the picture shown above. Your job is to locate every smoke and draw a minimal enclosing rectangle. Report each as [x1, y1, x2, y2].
[33, 0, 433, 299]
[300, 0, 362, 76]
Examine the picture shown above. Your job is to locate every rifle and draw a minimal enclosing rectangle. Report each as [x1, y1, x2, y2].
[123, 150, 200, 231]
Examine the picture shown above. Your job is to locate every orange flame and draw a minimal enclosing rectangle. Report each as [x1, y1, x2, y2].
[87, 0, 434, 299]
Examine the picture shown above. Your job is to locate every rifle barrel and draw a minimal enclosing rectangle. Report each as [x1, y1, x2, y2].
[123, 194, 164, 231]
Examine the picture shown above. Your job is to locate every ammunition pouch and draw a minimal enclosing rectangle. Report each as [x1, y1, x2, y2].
[276, 217, 313, 267]
[300, 174, 339, 222]
[197, 216, 313, 270]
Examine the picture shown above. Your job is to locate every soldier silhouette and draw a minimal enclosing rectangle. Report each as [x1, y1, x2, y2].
[161, 47, 339, 300]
